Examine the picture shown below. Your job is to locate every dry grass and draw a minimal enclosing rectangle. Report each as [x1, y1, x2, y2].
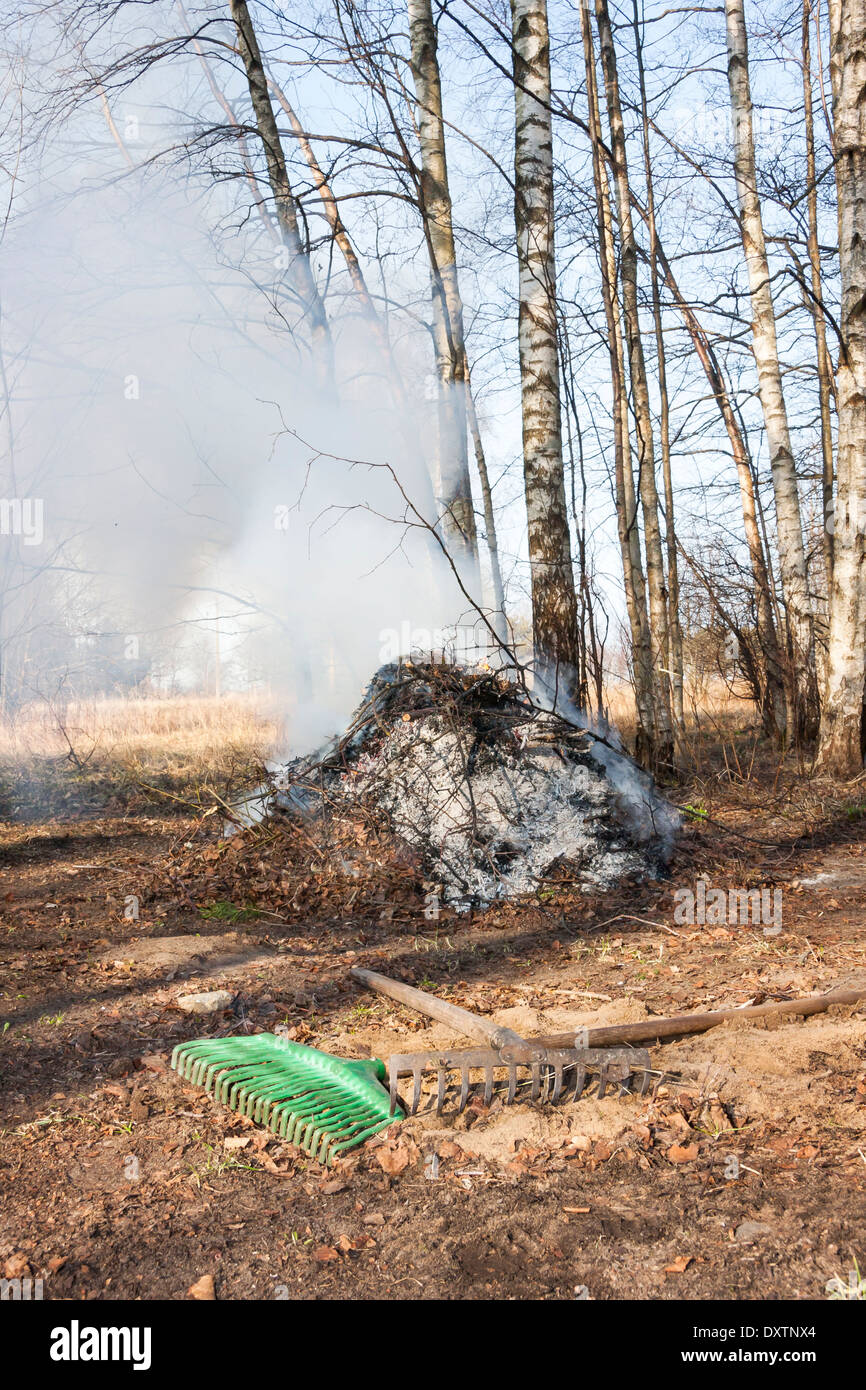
[602, 674, 756, 735]
[0, 693, 283, 762]
[0, 694, 283, 819]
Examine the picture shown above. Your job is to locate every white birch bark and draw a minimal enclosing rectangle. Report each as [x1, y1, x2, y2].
[802, 0, 837, 586]
[407, 0, 479, 587]
[510, 0, 581, 690]
[818, 0, 866, 773]
[725, 0, 816, 716]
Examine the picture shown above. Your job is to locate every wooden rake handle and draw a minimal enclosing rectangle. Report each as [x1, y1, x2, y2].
[538, 986, 866, 1049]
[351, 968, 865, 1050]
[350, 966, 538, 1055]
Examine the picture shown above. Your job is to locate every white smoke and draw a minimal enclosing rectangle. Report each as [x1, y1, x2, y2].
[0, 55, 473, 750]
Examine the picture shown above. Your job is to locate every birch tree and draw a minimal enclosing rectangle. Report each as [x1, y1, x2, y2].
[631, 0, 684, 742]
[802, 0, 837, 586]
[818, 0, 866, 773]
[509, 0, 580, 692]
[579, 0, 655, 760]
[228, 0, 334, 387]
[407, 0, 480, 590]
[725, 0, 815, 731]
[594, 0, 674, 772]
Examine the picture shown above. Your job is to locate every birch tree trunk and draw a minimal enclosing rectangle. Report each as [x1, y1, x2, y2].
[802, 0, 837, 586]
[818, 0, 866, 773]
[580, 0, 656, 760]
[228, 0, 333, 387]
[632, 0, 684, 742]
[725, 0, 816, 732]
[509, 0, 581, 694]
[595, 0, 674, 772]
[407, 0, 479, 589]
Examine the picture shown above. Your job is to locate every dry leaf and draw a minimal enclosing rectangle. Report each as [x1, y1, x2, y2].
[375, 1141, 412, 1176]
[313, 1245, 339, 1262]
[437, 1141, 464, 1160]
[664, 1255, 693, 1274]
[188, 1274, 216, 1300]
[667, 1143, 699, 1164]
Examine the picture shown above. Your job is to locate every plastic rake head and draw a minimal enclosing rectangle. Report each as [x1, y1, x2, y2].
[171, 1033, 400, 1165]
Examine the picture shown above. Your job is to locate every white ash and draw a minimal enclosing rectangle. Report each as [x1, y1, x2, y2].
[340, 713, 676, 907]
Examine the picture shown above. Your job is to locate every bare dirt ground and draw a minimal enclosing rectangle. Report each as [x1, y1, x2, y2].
[1, 765, 865, 1301]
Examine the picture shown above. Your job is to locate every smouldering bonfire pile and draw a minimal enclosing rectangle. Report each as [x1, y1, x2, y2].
[257, 662, 679, 909]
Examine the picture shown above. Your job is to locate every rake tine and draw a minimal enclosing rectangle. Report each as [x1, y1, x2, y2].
[412, 1065, 423, 1116]
[551, 1063, 564, 1104]
[596, 1061, 610, 1099]
[571, 1062, 587, 1101]
[389, 1067, 400, 1116]
[530, 1062, 542, 1102]
[507, 1063, 518, 1105]
[458, 1064, 470, 1113]
[437, 1066, 447, 1114]
[483, 1063, 494, 1107]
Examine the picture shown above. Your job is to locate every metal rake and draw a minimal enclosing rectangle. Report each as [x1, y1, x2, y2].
[351, 968, 654, 1116]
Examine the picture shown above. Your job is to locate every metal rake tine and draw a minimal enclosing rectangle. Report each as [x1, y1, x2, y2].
[483, 1063, 494, 1107]
[596, 1062, 610, 1099]
[506, 1063, 518, 1104]
[571, 1062, 587, 1101]
[551, 1063, 564, 1104]
[389, 1067, 400, 1116]
[412, 1065, 423, 1116]
[530, 1062, 542, 1102]
[636, 1068, 653, 1096]
[437, 1066, 447, 1114]
[458, 1063, 470, 1113]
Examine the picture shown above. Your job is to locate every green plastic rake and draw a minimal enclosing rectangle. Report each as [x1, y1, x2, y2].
[170, 1034, 400, 1165]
